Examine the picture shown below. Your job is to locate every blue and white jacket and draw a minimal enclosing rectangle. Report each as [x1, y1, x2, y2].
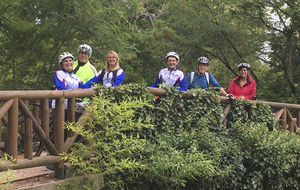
[150, 68, 186, 91]
[52, 69, 84, 109]
[84, 69, 125, 88]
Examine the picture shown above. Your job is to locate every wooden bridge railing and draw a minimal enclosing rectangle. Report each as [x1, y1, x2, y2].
[0, 88, 299, 178]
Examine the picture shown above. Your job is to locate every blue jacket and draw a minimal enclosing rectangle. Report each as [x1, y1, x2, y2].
[84, 68, 125, 88]
[186, 72, 222, 90]
[52, 69, 84, 109]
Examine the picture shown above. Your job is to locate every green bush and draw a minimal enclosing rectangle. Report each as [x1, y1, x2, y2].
[63, 84, 300, 190]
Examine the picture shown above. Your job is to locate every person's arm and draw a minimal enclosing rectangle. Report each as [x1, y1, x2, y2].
[219, 88, 227, 96]
[150, 75, 161, 88]
[178, 77, 187, 91]
[186, 73, 191, 90]
[83, 70, 102, 88]
[53, 71, 68, 90]
[209, 73, 227, 95]
[78, 80, 85, 89]
[209, 73, 222, 89]
[113, 70, 125, 86]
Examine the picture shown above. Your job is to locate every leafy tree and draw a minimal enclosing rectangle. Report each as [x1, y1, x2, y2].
[0, 0, 147, 90]
[236, 0, 300, 103]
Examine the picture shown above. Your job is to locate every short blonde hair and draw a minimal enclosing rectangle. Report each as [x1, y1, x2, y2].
[105, 51, 120, 72]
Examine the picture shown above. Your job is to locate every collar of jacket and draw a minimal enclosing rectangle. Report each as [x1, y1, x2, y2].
[234, 75, 251, 84]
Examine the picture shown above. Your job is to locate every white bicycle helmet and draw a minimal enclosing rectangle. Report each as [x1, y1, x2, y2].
[75, 101, 87, 113]
[238, 63, 250, 70]
[58, 52, 74, 66]
[77, 44, 92, 58]
[165, 52, 179, 61]
[197, 57, 209, 65]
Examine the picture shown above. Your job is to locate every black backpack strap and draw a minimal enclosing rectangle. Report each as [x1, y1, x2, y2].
[111, 68, 120, 86]
[73, 65, 80, 74]
[98, 69, 106, 85]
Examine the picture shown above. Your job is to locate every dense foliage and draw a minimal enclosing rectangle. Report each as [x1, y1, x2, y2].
[1, 0, 300, 103]
[62, 84, 300, 190]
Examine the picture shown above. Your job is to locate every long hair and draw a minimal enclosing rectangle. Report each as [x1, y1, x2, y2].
[105, 51, 120, 72]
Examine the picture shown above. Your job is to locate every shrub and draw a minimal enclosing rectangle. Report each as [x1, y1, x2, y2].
[63, 84, 300, 189]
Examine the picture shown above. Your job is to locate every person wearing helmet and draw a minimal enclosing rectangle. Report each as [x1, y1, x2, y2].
[46, 52, 85, 171]
[186, 56, 227, 95]
[84, 50, 125, 88]
[52, 52, 85, 109]
[73, 44, 97, 83]
[227, 63, 256, 99]
[150, 52, 186, 91]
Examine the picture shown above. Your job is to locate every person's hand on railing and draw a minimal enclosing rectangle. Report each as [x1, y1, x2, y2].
[225, 94, 234, 99]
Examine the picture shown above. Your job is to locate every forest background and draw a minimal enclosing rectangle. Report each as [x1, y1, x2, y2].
[0, 0, 299, 104]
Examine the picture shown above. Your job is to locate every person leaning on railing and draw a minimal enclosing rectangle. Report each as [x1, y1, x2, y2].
[46, 52, 85, 171]
[150, 52, 186, 91]
[186, 56, 227, 96]
[227, 63, 256, 100]
[52, 52, 85, 109]
[83, 50, 125, 88]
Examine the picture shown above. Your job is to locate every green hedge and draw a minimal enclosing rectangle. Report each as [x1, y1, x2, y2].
[64, 84, 300, 190]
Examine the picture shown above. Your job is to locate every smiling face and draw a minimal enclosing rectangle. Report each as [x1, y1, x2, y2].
[167, 56, 179, 70]
[61, 57, 74, 72]
[78, 52, 89, 63]
[197, 63, 208, 75]
[239, 67, 249, 78]
[107, 53, 117, 69]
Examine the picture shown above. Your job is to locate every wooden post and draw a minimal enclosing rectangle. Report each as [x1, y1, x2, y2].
[67, 97, 75, 137]
[1, 117, 8, 127]
[7, 98, 18, 161]
[54, 97, 65, 179]
[24, 100, 33, 160]
[222, 104, 231, 127]
[33, 100, 39, 121]
[0, 118, 1, 142]
[297, 110, 300, 133]
[18, 99, 58, 155]
[285, 109, 297, 133]
[280, 108, 287, 131]
[248, 105, 253, 122]
[41, 98, 50, 138]
[64, 104, 93, 152]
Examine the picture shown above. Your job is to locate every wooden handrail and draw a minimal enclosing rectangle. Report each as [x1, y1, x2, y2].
[0, 87, 299, 174]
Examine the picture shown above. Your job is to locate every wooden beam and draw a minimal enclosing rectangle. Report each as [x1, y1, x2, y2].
[274, 108, 284, 120]
[23, 100, 33, 160]
[18, 99, 58, 156]
[67, 97, 75, 137]
[280, 108, 287, 131]
[7, 98, 18, 161]
[286, 109, 297, 133]
[222, 104, 231, 127]
[64, 105, 93, 152]
[0, 155, 61, 171]
[0, 99, 14, 119]
[41, 98, 50, 138]
[54, 97, 65, 178]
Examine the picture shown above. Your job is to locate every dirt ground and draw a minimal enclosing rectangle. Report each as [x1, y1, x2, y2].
[4, 172, 56, 190]
[1, 163, 79, 190]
